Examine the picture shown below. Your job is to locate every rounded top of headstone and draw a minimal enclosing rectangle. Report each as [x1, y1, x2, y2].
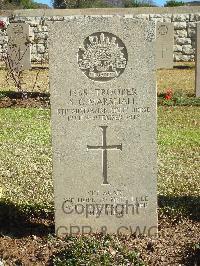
[78, 32, 128, 82]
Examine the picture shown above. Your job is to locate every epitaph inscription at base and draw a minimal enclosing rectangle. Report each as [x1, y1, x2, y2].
[49, 16, 158, 236]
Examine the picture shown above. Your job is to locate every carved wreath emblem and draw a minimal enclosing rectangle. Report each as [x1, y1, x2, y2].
[157, 25, 168, 36]
[78, 32, 128, 82]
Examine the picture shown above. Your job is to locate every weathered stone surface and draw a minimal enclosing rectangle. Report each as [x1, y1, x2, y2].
[37, 43, 45, 53]
[188, 28, 196, 38]
[162, 14, 172, 23]
[174, 45, 182, 52]
[195, 23, 200, 97]
[0, 36, 7, 45]
[135, 14, 149, 20]
[190, 13, 200, 22]
[175, 29, 187, 38]
[174, 22, 186, 30]
[174, 53, 193, 61]
[182, 45, 194, 55]
[172, 14, 189, 22]
[156, 22, 174, 69]
[149, 14, 163, 22]
[49, 16, 158, 236]
[188, 22, 197, 28]
[175, 37, 191, 45]
[7, 23, 31, 71]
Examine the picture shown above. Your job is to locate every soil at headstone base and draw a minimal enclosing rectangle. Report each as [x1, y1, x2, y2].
[0, 215, 199, 265]
[0, 92, 50, 108]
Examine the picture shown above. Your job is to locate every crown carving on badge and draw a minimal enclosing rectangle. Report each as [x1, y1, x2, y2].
[78, 32, 127, 81]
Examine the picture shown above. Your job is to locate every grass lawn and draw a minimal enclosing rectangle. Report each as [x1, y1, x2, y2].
[0, 107, 199, 209]
[0, 62, 196, 96]
[157, 62, 195, 96]
[0, 106, 199, 265]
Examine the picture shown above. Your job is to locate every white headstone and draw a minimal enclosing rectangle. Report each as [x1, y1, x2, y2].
[49, 15, 158, 237]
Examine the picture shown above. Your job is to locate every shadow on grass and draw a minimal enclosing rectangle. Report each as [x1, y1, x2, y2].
[173, 65, 195, 70]
[0, 90, 50, 99]
[0, 195, 199, 238]
[31, 66, 49, 70]
[0, 91, 50, 108]
[158, 195, 200, 222]
[183, 243, 200, 266]
[0, 199, 54, 238]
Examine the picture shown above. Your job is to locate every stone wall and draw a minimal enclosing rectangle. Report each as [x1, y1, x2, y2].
[0, 7, 200, 62]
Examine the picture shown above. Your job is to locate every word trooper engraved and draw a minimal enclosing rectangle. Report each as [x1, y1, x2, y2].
[78, 32, 128, 82]
[87, 126, 122, 184]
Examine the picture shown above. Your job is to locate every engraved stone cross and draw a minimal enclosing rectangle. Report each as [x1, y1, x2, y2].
[87, 126, 122, 185]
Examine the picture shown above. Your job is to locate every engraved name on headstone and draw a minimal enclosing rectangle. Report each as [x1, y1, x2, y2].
[156, 22, 174, 69]
[7, 23, 31, 72]
[195, 23, 200, 98]
[49, 16, 158, 236]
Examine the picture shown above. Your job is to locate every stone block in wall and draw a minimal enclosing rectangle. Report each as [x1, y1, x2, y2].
[190, 55, 195, 61]
[43, 53, 49, 61]
[33, 38, 46, 45]
[28, 21, 39, 27]
[188, 28, 196, 38]
[34, 17, 43, 23]
[174, 22, 187, 30]
[173, 14, 190, 22]
[0, 36, 8, 45]
[174, 52, 182, 61]
[37, 44, 46, 53]
[172, 14, 189, 22]
[9, 16, 31, 23]
[33, 26, 40, 33]
[33, 25, 48, 33]
[149, 14, 163, 22]
[31, 53, 43, 62]
[174, 45, 182, 52]
[34, 32, 48, 41]
[135, 14, 149, 20]
[31, 43, 37, 54]
[174, 53, 193, 61]
[0, 30, 7, 36]
[47, 16, 65, 21]
[190, 13, 200, 22]
[175, 37, 191, 45]
[162, 14, 172, 23]
[188, 22, 197, 28]
[175, 29, 187, 38]
[182, 45, 194, 55]
[40, 19, 51, 26]
[3, 43, 7, 50]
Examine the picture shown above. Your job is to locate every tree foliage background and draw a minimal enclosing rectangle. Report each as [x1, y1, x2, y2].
[53, 0, 156, 8]
[0, 0, 49, 9]
[164, 0, 185, 7]
[53, 0, 112, 9]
